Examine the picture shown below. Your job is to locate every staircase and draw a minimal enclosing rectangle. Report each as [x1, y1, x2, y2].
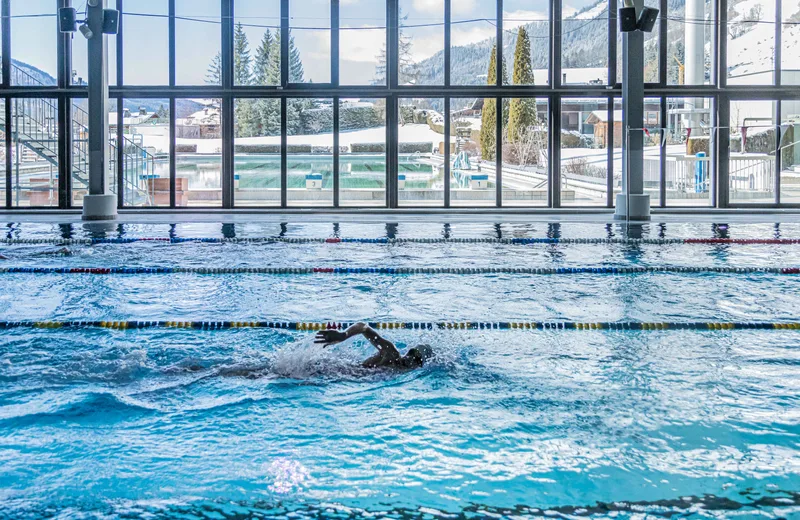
[4, 64, 156, 206]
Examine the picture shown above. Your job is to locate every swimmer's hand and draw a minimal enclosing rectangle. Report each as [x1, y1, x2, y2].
[314, 330, 348, 347]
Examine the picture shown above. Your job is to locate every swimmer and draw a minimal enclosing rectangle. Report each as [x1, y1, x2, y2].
[36, 247, 73, 257]
[315, 322, 433, 370]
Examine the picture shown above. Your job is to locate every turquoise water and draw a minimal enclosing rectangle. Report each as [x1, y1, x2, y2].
[1, 222, 800, 518]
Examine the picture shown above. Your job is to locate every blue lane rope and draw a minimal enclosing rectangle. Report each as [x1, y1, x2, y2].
[0, 266, 798, 275]
[3, 237, 800, 246]
[1, 321, 799, 331]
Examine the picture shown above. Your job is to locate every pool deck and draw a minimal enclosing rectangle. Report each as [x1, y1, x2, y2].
[2, 210, 800, 225]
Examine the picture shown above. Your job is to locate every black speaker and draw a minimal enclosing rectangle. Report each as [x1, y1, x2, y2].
[637, 7, 660, 33]
[618, 7, 637, 32]
[59, 7, 78, 33]
[102, 9, 120, 34]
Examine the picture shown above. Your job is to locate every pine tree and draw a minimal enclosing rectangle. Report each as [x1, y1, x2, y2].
[234, 22, 253, 86]
[253, 30, 273, 85]
[507, 27, 538, 142]
[480, 45, 498, 160]
[206, 52, 221, 85]
[289, 32, 305, 83]
[375, 9, 418, 85]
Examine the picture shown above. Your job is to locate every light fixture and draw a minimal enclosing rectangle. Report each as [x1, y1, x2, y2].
[79, 23, 94, 40]
[618, 4, 660, 33]
[59, 7, 120, 36]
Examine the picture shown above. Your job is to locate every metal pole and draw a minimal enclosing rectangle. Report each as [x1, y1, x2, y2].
[82, 0, 117, 220]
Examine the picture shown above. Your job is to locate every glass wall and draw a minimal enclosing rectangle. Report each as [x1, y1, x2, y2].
[340, 99, 386, 207]
[665, 97, 713, 206]
[727, 0, 776, 85]
[121, 99, 171, 208]
[2, 0, 800, 210]
[11, 99, 59, 207]
[729, 100, 777, 204]
[561, 98, 609, 206]
[0, 100, 5, 206]
[290, 0, 331, 84]
[399, 98, 444, 206]
[398, 0, 444, 86]
[123, 0, 169, 86]
[287, 98, 333, 206]
[504, 0, 549, 86]
[234, 98, 281, 207]
[780, 101, 800, 203]
[235, 0, 281, 87]
[502, 98, 549, 206]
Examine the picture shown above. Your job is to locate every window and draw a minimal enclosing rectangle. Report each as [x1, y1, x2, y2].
[562, 0, 609, 85]
[177, 0, 221, 86]
[290, 0, 331, 84]
[780, 101, 800, 202]
[121, 99, 171, 207]
[11, 0, 57, 86]
[450, 98, 494, 206]
[234, 98, 281, 207]
[782, 0, 800, 84]
[287, 98, 333, 206]
[12, 99, 59, 207]
[667, 0, 713, 85]
[665, 97, 713, 206]
[340, 98, 386, 207]
[398, 0, 444, 86]
[503, 98, 550, 206]
[123, 1, 169, 85]
[176, 99, 222, 207]
[451, 1, 496, 86]
[340, 0, 387, 86]
[727, 0, 776, 85]
[235, 0, 281, 86]
[399, 98, 444, 206]
[729, 100, 776, 203]
[504, 0, 549, 86]
[561, 98, 609, 206]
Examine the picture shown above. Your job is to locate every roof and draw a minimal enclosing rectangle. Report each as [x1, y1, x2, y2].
[585, 110, 623, 124]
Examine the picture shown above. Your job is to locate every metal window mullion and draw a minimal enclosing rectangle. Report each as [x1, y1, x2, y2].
[607, 96, 614, 207]
[281, 97, 287, 207]
[717, 0, 725, 87]
[659, 95, 667, 206]
[775, 0, 781, 86]
[58, 97, 69, 209]
[444, 95, 450, 207]
[497, 0, 503, 87]
[4, 97, 10, 208]
[715, 95, 729, 207]
[387, 95, 397, 207]
[333, 97, 340, 207]
[169, 97, 176, 207]
[221, 0, 233, 208]
[659, 0, 667, 86]
[388, 0, 398, 88]
[496, 95, 502, 207]
[609, 0, 617, 87]
[332, 0, 339, 87]
[281, 0, 289, 87]
[444, 0, 451, 87]
[58, 0, 69, 89]
[117, 0, 123, 86]
[551, 95, 561, 207]
[169, 0, 176, 87]
[776, 99, 781, 204]
[552, 0, 561, 87]
[117, 97, 123, 208]
[1, 0, 9, 89]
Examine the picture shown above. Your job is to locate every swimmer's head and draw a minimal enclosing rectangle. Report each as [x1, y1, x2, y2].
[403, 344, 434, 368]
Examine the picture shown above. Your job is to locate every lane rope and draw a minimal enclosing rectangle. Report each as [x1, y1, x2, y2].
[1, 266, 799, 275]
[3, 237, 800, 246]
[2, 321, 800, 331]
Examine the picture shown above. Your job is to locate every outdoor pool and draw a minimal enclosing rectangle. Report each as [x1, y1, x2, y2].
[1, 221, 799, 518]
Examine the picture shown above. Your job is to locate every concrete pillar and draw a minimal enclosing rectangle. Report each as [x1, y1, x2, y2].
[82, 0, 117, 221]
[684, 0, 705, 134]
[615, 0, 651, 221]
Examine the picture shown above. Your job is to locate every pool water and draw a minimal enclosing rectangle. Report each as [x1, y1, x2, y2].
[1, 221, 800, 519]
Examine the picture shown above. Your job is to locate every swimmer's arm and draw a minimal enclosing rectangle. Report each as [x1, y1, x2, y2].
[315, 322, 397, 352]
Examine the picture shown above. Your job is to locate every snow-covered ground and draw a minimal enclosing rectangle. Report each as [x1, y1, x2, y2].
[136, 123, 444, 155]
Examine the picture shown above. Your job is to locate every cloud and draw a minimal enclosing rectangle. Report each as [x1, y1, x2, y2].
[451, 24, 495, 47]
[411, 0, 446, 15]
[503, 9, 549, 30]
[340, 28, 387, 62]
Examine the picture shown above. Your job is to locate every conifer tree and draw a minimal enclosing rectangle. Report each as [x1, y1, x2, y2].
[289, 32, 305, 83]
[205, 53, 221, 85]
[480, 45, 498, 160]
[507, 27, 538, 142]
[234, 22, 253, 86]
[253, 30, 273, 85]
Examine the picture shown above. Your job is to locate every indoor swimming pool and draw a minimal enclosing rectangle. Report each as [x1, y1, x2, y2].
[1, 221, 799, 519]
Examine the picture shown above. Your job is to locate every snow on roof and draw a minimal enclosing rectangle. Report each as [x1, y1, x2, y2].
[586, 110, 623, 124]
